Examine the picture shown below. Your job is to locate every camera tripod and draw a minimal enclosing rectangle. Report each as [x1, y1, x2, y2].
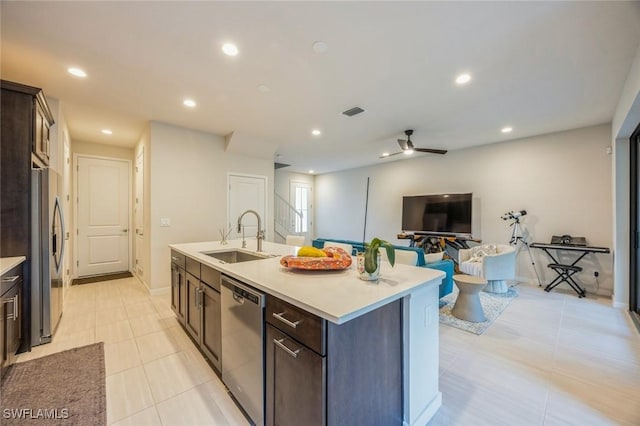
[509, 218, 542, 286]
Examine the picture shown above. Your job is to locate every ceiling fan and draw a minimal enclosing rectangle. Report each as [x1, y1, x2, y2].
[380, 129, 448, 158]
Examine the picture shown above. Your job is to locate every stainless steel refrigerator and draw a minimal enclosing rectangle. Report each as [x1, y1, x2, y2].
[30, 168, 65, 346]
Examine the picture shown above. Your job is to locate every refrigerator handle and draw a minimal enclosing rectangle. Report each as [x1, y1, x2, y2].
[53, 196, 66, 272]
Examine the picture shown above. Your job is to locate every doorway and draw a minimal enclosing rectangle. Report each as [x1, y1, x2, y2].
[290, 180, 312, 235]
[228, 173, 267, 240]
[134, 148, 144, 278]
[74, 155, 131, 277]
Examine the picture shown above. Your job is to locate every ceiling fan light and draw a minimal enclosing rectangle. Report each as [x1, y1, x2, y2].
[404, 149, 414, 155]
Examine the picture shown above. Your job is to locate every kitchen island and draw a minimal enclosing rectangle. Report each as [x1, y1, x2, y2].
[170, 240, 444, 426]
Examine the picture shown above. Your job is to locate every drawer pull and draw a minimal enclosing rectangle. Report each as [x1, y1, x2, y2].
[171, 256, 179, 262]
[272, 312, 302, 329]
[4, 295, 17, 320]
[273, 338, 302, 358]
[1, 276, 19, 283]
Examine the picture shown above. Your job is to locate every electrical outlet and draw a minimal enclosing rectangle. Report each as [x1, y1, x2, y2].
[160, 218, 171, 227]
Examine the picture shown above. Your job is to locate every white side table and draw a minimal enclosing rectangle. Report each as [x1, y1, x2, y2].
[452, 274, 488, 322]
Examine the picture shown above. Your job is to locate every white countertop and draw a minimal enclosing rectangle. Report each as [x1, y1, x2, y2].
[170, 240, 444, 324]
[1, 256, 26, 276]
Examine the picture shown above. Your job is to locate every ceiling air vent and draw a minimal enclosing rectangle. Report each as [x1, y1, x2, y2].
[342, 106, 365, 117]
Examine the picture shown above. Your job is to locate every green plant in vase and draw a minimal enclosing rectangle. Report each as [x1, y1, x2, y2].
[358, 238, 396, 281]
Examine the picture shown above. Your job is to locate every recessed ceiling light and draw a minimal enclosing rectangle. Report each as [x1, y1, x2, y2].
[68, 67, 87, 78]
[381, 152, 390, 157]
[257, 84, 270, 93]
[101, 129, 113, 135]
[311, 129, 321, 136]
[308, 170, 315, 174]
[312, 41, 328, 54]
[403, 149, 414, 155]
[455, 73, 471, 85]
[183, 99, 196, 108]
[222, 43, 239, 56]
[501, 126, 513, 133]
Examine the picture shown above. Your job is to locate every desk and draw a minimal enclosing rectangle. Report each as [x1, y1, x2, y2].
[530, 243, 610, 298]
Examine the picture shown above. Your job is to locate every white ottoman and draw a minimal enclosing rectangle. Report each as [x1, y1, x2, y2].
[452, 274, 488, 322]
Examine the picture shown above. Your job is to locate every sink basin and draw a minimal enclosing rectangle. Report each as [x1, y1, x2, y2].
[201, 249, 269, 264]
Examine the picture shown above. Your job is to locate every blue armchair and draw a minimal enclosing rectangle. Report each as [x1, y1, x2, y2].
[312, 238, 453, 298]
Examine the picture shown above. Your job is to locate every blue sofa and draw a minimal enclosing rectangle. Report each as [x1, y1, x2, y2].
[312, 238, 454, 298]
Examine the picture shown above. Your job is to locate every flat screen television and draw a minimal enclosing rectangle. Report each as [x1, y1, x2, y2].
[402, 193, 473, 236]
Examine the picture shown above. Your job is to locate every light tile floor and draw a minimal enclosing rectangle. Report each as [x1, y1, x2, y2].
[16, 278, 640, 425]
[16, 277, 248, 425]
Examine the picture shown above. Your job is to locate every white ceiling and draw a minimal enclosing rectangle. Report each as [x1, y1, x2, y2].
[2, 1, 639, 174]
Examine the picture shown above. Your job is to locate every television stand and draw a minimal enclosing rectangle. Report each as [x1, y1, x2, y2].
[397, 233, 481, 264]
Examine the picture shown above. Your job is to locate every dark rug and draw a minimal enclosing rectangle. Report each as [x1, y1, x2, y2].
[0, 343, 106, 425]
[72, 271, 132, 285]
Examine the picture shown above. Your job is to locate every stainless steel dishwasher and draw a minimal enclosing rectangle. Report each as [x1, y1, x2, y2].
[221, 275, 265, 426]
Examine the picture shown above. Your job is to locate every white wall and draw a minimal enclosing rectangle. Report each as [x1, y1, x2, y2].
[612, 42, 640, 308]
[316, 124, 614, 295]
[148, 122, 274, 291]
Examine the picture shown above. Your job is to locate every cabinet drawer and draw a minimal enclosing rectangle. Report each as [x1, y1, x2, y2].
[1, 264, 23, 297]
[170, 250, 185, 269]
[201, 264, 220, 292]
[266, 296, 325, 355]
[186, 257, 200, 278]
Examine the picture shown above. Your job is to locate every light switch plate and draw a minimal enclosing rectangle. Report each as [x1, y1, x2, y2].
[160, 218, 171, 227]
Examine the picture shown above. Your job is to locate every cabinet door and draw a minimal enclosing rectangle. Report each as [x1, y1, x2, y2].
[170, 263, 183, 323]
[7, 283, 21, 358]
[178, 268, 186, 322]
[200, 283, 221, 372]
[1, 295, 7, 377]
[266, 324, 325, 426]
[185, 272, 201, 340]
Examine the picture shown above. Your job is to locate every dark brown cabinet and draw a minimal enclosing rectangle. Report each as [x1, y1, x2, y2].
[185, 272, 201, 341]
[33, 100, 51, 166]
[170, 251, 186, 324]
[173, 254, 222, 373]
[1, 81, 55, 352]
[200, 281, 221, 371]
[265, 295, 403, 426]
[1, 263, 24, 379]
[266, 324, 325, 426]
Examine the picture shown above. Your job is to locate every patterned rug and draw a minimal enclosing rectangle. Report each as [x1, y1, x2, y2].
[439, 287, 518, 335]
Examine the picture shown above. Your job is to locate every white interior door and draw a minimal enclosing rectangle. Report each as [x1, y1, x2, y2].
[228, 174, 266, 241]
[134, 149, 144, 277]
[76, 156, 130, 277]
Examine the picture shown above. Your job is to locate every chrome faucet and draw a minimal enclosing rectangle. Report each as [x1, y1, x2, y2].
[237, 209, 264, 252]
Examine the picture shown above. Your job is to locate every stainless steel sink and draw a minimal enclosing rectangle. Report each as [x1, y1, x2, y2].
[201, 249, 269, 264]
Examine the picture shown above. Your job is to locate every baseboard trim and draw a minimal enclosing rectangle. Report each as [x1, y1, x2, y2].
[404, 392, 442, 426]
[149, 286, 170, 296]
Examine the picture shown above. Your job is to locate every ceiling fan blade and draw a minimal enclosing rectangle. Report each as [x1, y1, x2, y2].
[379, 151, 404, 158]
[414, 148, 448, 155]
[397, 139, 409, 150]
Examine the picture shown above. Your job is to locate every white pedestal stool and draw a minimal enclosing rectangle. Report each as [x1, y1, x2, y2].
[452, 274, 488, 322]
